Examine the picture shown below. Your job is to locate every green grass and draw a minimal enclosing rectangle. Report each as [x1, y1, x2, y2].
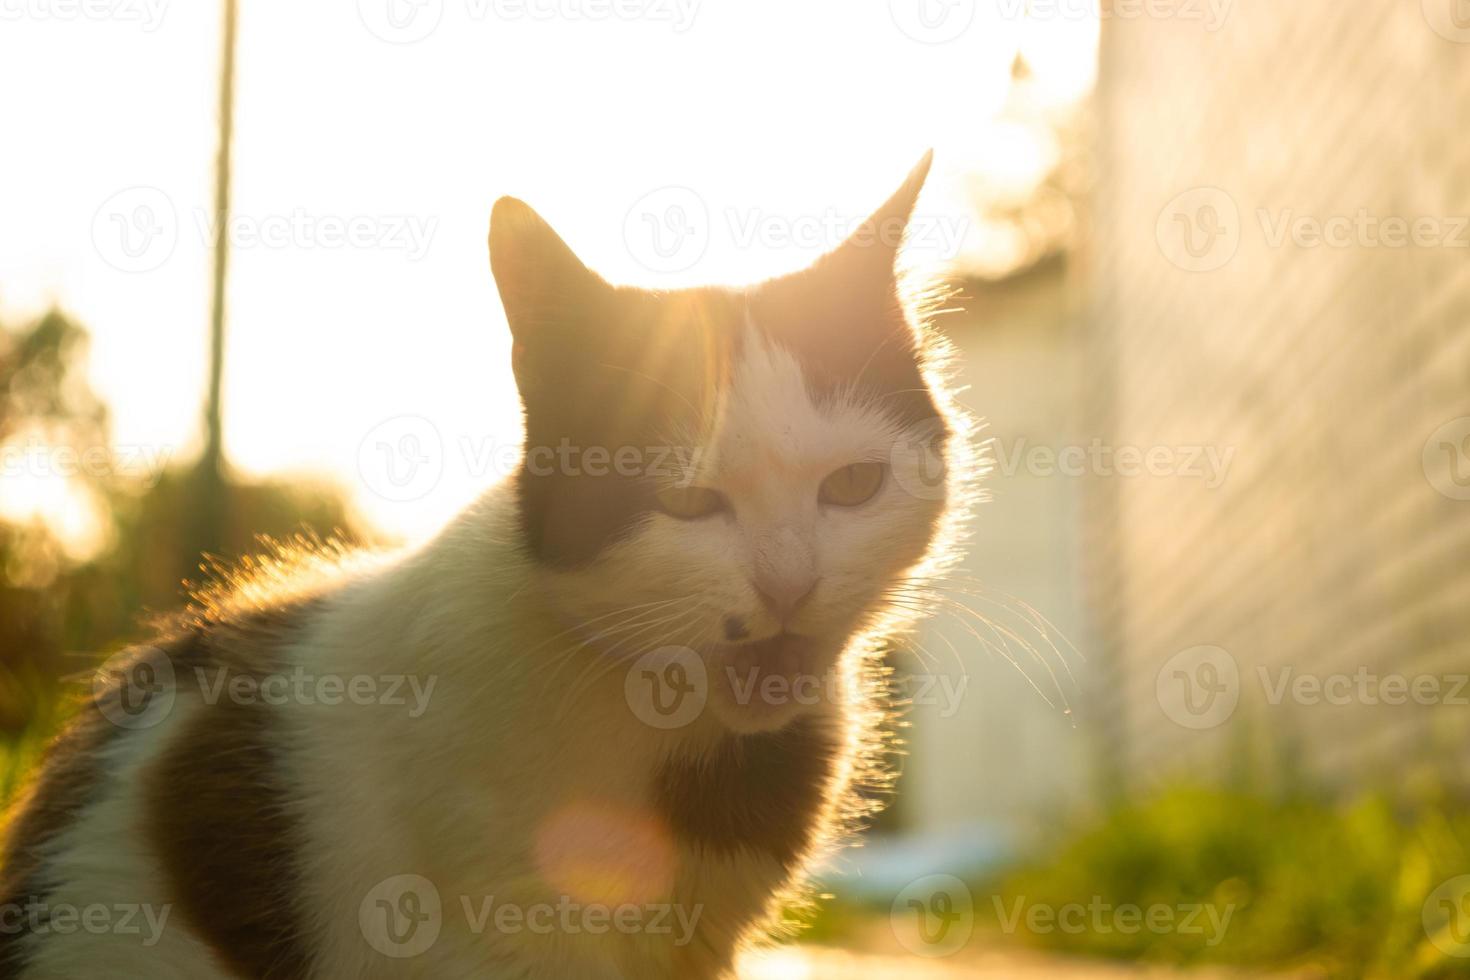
[986, 785, 1470, 976]
[804, 784, 1470, 977]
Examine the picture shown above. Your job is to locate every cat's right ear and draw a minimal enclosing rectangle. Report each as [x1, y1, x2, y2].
[488, 197, 609, 387]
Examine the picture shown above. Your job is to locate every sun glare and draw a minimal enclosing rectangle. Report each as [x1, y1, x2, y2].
[0, 2, 1098, 542]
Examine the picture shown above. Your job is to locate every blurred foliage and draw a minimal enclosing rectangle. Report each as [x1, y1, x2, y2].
[802, 781, 1470, 977]
[984, 784, 1470, 977]
[0, 306, 359, 748]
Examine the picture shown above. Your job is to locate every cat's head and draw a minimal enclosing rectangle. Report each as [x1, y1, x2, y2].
[489, 154, 963, 734]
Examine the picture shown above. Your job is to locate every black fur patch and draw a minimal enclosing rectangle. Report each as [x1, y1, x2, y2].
[653, 718, 840, 868]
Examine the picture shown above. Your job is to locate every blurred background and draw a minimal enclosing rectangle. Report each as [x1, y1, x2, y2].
[3, 0, 1470, 976]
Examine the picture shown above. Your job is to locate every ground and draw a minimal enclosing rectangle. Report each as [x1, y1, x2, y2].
[739, 946, 1258, 979]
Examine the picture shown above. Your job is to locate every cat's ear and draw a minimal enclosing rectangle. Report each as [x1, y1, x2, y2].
[488, 197, 609, 353]
[826, 150, 934, 282]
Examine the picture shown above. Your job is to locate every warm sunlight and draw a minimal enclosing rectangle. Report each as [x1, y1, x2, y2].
[5, 2, 1468, 976]
[0, 1, 1097, 541]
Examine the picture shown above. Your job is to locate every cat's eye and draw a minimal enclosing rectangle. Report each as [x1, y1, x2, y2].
[819, 462, 886, 507]
[656, 485, 728, 520]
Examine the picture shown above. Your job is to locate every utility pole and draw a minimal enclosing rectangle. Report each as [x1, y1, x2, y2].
[195, 0, 237, 559]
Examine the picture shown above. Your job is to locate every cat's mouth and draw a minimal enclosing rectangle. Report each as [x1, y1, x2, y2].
[720, 631, 809, 678]
[704, 632, 836, 734]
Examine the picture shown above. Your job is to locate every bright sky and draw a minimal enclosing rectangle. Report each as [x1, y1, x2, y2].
[0, 0, 1097, 544]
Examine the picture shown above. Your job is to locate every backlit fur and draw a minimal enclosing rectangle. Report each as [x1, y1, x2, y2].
[0, 155, 977, 978]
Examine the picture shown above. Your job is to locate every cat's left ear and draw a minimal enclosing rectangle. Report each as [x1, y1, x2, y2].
[828, 149, 934, 280]
[488, 197, 611, 392]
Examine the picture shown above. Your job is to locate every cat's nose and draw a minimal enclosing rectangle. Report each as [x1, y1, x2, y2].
[753, 571, 818, 620]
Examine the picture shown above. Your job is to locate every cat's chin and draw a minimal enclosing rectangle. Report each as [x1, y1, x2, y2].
[704, 634, 836, 735]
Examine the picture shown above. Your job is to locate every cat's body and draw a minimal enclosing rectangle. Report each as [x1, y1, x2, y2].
[0, 154, 968, 978]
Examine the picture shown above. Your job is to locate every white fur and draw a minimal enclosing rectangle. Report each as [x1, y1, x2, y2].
[14, 315, 962, 978]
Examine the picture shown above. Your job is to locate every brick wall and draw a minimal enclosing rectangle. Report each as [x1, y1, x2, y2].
[1084, 0, 1470, 785]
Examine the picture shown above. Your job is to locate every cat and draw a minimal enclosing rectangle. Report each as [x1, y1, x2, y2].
[0, 151, 971, 978]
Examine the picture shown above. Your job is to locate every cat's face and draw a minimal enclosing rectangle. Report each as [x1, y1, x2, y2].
[490, 155, 955, 734]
